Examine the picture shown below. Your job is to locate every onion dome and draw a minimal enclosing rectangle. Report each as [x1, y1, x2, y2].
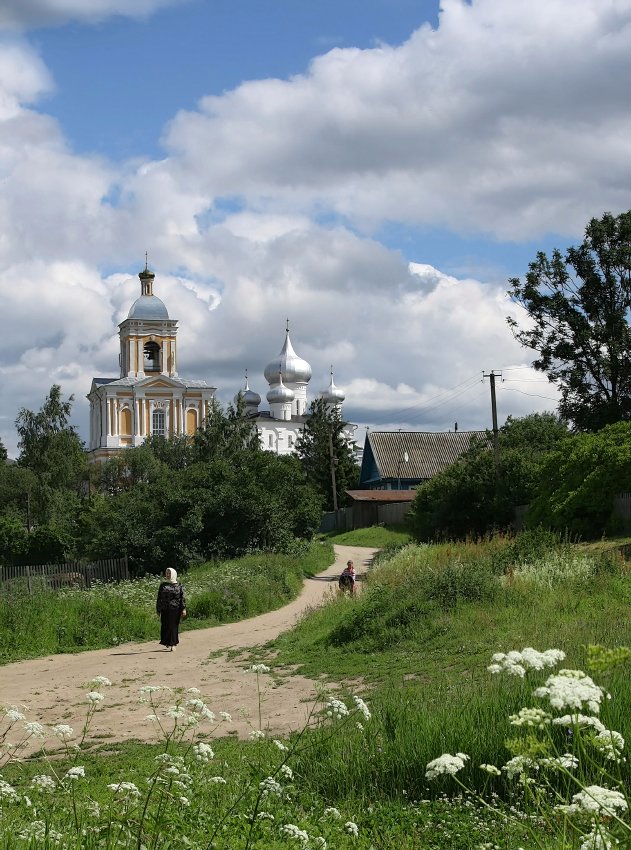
[234, 372, 261, 408]
[127, 264, 169, 320]
[320, 367, 345, 404]
[264, 324, 312, 385]
[266, 373, 295, 404]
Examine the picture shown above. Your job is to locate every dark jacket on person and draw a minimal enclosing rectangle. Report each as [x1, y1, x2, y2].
[156, 582, 186, 614]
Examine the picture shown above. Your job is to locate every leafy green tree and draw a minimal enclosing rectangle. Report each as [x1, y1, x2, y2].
[410, 413, 569, 540]
[0, 438, 7, 463]
[295, 399, 358, 511]
[507, 210, 631, 431]
[15, 385, 86, 493]
[192, 397, 260, 462]
[527, 421, 631, 537]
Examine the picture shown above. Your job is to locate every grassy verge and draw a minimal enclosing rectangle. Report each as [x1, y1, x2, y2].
[0, 541, 334, 664]
[323, 524, 412, 547]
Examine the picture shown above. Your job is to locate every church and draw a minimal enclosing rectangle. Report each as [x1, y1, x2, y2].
[88, 266, 352, 461]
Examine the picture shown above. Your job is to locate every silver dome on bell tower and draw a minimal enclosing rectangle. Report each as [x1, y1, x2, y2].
[264, 322, 312, 386]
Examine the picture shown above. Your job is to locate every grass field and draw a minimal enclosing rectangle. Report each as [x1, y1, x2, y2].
[323, 523, 413, 547]
[1, 531, 630, 848]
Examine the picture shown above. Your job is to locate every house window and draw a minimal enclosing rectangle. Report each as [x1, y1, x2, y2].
[288, 435, 294, 448]
[152, 410, 165, 437]
[268, 434, 274, 447]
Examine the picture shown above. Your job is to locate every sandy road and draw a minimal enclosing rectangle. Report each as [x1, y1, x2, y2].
[0, 545, 376, 747]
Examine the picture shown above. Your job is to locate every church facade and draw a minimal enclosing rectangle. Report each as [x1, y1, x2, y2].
[87, 266, 216, 462]
[88, 267, 353, 462]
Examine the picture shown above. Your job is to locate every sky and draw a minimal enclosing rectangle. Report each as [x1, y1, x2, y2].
[1, 0, 630, 456]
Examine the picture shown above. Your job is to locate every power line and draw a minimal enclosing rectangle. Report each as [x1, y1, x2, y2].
[499, 386, 559, 402]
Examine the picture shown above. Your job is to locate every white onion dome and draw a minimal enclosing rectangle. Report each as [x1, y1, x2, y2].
[320, 368, 345, 404]
[267, 373, 295, 404]
[264, 330, 312, 385]
[127, 265, 170, 320]
[234, 374, 261, 408]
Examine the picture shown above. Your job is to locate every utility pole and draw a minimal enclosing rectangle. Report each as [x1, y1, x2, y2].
[329, 427, 338, 512]
[483, 371, 502, 475]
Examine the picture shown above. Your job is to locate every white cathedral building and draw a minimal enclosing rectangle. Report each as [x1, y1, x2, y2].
[88, 266, 353, 461]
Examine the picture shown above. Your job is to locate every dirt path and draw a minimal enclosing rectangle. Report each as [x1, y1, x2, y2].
[0, 545, 376, 748]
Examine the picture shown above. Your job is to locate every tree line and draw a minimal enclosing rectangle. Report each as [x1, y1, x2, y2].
[0, 390, 358, 575]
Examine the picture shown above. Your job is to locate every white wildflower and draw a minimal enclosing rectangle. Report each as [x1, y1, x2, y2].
[249, 729, 266, 740]
[31, 775, 56, 792]
[4, 708, 25, 722]
[145, 714, 160, 723]
[186, 687, 201, 695]
[488, 647, 565, 676]
[179, 796, 191, 806]
[273, 739, 288, 751]
[220, 712, 232, 722]
[107, 781, 141, 797]
[209, 776, 227, 784]
[541, 754, 579, 770]
[186, 698, 206, 711]
[323, 807, 341, 819]
[326, 698, 349, 720]
[509, 707, 552, 727]
[140, 685, 165, 695]
[313, 839, 327, 849]
[592, 729, 625, 762]
[534, 670, 606, 714]
[479, 764, 501, 776]
[280, 764, 294, 780]
[281, 824, 309, 844]
[257, 811, 274, 820]
[425, 752, 469, 780]
[552, 714, 606, 733]
[86, 691, 104, 704]
[18, 821, 63, 843]
[87, 676, 112, 688]
[502, 756, 538, 779]
[23, 721, 46, 739]
[64, 766, 86, 781]
[580, 825, 616, 850]
[0, 779, 18, 800]
[52, 724, 74, 739]
[166, 705, 186, 719]
[353, 696, 371, 721]
[558, 786, 628, 815]
[193, 742, 214, 762]
[260, 776, 282, 795]
[345, 821, 359, 837]
[250, 663, 270, 674]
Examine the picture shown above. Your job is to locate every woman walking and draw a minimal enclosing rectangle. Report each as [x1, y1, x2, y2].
[156, 567, 187, 651]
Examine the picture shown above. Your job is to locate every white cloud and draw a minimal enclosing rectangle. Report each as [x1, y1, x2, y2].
[161, 0, 631, 239]
[0, 0, 187, 29]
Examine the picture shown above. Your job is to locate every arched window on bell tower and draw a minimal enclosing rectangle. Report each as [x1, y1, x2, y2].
[144, 341, 161, 372]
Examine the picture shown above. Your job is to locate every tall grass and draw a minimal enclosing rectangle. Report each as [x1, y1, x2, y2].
[0, 541, 334, 664]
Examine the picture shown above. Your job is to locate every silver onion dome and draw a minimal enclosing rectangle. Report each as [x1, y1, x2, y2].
[127, 264, 170, 320]
[320, 368, 345, 404]
[127, 295, 170, 320]
[267, 373, 295, 404]
[264, 328, 312, 385]
[234, 372, 261, 408]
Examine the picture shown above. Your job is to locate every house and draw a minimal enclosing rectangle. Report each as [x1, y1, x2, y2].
[359, 430, 488, 490]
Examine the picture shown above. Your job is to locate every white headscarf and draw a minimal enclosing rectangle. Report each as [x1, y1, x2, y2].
[165, 568, 178, 584]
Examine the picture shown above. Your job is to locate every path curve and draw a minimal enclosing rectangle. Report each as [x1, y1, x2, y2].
[0, 545, 376, 747]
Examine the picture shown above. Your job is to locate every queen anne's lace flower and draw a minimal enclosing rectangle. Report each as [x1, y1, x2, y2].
[4, 708, 25, 722]
[592, 729, 625, 762]
[425, 752, 469, 780]
[220, 712, 232, 722]
[534, 670, 606, 714]
[557, 785, 628, 815]
[31, 774, 56, 792]
[353, 696, 371, 721]
[0, 779, 18, 800]
[580, 825, 616, 850]
[479, 764, 501, 775]
[107, 782, 141, 797]
[193, 742, 214, 762]
[509, 707, 552, 727]
[250, 664, 270, 674]
[552, 714, 606, 732]
[64, 766, 85, 781]
[249, 729, 265, 740]
[502, 756, 538, 779]
[326, 699, 349, 720]
[280, 764, 293, 780]
[23, 721, 46, 738]
[345, 821, 359, 837]
[323, 807, 341, 819]
[281, 824, 309, 844]
[87, 676, 112, 688]
[209, 776, 227, 784]
[260, 776, 282, 795]
[86, 691, 104, 704]
[488, 647, 566, 677]
[52, 724, 74, 739]
[273, 738, 288, 751]
[541, 754, 579, 770]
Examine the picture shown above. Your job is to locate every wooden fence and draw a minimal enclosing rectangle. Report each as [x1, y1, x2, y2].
[0, 557, 129, 595]
[613, 492, 631, 524]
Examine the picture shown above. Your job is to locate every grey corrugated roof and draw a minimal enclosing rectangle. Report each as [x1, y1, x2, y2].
[368, 430, 489, 480]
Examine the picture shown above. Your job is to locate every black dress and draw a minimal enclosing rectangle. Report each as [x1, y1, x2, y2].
[156, 581, 186, 648]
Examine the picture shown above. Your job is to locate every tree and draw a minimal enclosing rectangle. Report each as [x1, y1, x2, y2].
[15, 385, 86, 492]
[0, 438, 7, 463]
[410, 413, 569, 541]
[295, 399, 358, 511]
[507, 210, 631, 431]
[527, 421, 631, 538]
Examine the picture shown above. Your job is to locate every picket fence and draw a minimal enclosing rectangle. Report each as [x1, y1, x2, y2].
[0, 556, 129, 595]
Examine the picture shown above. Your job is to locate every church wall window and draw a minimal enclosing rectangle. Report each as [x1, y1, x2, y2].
[152, 409, 165, 437]
[186, 408, 197, 435]
[120, 407, 132, 436]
